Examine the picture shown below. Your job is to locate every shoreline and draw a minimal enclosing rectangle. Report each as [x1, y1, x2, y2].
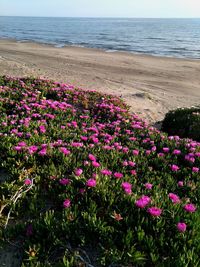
[1, 37, 200, 61]
[0, 38, 200, 123]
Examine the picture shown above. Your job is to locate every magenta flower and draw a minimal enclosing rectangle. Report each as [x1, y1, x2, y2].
[177, 222, 187, 233]
[192, 167, 199, 173]
[144, 183, 153, 190]
[101, 169, 112, 176]
[86, 178, 97, 187]
[173, 149, 181, 155]
[130, 170, 137, 176]
[38, 148, 47, 156]
[114, 172, 123, 179]
[135, 196, 151, 209]
[163, 147, 170, 153]
[27, 145, 38, 155]
[121, 182, 132, 195]
[74, 168, 83, 176]
[59, 147, 71, 155]
[184, 203, 196, 213]
[13, 146, 22, 151]
[88, 154, 96, 161]
[128, 161, 136, 167]
[63, 199, 71, 208]
[123, 161, 128, 166]
[148, 207, 162, 217]
[171, 164, 179, 172]
[24, 179, 32, 186]
[178, 181, 184, 187]
[132, 150, 139, 156]
[18, 141, 27, 147]
[168, 193, 181, 204]
[39, 125, 46, 133]
[79, 188, 86, 194]
[92, 161, 100, 167]
[59, 178, 70, 185]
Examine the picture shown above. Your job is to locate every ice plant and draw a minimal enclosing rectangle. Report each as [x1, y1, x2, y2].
[74, 168, 83, 176]
[114, 172, 123, 179]
[63, 199, 71, 208]
[177, 222, 187, 233]
[86, 178, 97, 187]
[135, 196, 151, 209]
[184, 203, 196, 213]
[168, 193, 181, 204]
[144, 183, 153, 190]
[121, 182, 132, 195]
[148, 207, 162, 217]
[1, 76, 200, 266]
[24, 179, 32, 186]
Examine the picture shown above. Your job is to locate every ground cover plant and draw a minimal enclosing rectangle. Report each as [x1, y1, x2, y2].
[162, 106, 200, 141]
[0, 76, 200, 267]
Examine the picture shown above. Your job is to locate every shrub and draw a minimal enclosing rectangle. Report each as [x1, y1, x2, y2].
[162, 107, 200, 141]
[0, 76, 200, 266]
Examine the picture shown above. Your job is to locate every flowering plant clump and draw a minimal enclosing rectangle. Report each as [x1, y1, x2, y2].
[0, 76, 200, 266]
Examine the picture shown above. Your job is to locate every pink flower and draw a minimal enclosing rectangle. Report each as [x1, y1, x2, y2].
[114, 172, 123, 179]
[24, 179, 32, 186]
[177, 222, 187, 233]
[18, 141, 26, 147]
[27, 145, 38, 155]
[88, 154, 96, 161]
[121, 182, 132, 195]
[144, 183, 153, 190]
[86, 178, 96, 187]
[184, 203, 196, 213]
[148, 207, 162, 217]
[168, 193, 181, 204]
[38, 148, 47, 156]
[59, 178, 70, 185]
[146, 150, 151, 155]
[192, 167, 199, 173]
[63, 199, 71, 208]
[39, 125, 46, 133]
[132, 150, 139, 156]
[101, 169, 112, 176]
[74, 168, 83, 176]
[59, 147, 71, 156]
[71, 142, 83, 147]
[92, 161, 100, 167]
[128, 161, 136, 167]
[13, 146, 22, 151]
[135, 196, 151, 208]
[130, 170, 137, 176]
[171, 164, 179, 172]
[123, 161, 128, 166]
[84, 160, 89, 166]
[79, 188, 86, 194]
[173, 149, 181, 155]
[163, 147, 170, 153]
[178, 181, 184, 187]
[80, 136, 88, 141]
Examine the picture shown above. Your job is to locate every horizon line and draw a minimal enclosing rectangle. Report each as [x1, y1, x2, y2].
[0, 15, 200, 19]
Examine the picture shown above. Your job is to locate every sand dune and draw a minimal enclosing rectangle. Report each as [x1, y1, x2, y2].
[0, 39, 200, 123]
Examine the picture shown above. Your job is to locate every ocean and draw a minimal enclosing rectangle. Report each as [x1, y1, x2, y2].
[0, 16, 200, 59]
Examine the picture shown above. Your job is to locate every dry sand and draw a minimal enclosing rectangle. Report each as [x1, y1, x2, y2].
[0, 39, 200, 123]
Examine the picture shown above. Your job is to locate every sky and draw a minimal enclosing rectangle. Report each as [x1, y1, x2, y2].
[1, 0, 200, 18]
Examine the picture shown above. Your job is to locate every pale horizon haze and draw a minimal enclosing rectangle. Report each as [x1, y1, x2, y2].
[0, 0, 200, 18]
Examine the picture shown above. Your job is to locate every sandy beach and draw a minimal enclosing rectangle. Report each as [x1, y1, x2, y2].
[0, 39, 200, 123]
